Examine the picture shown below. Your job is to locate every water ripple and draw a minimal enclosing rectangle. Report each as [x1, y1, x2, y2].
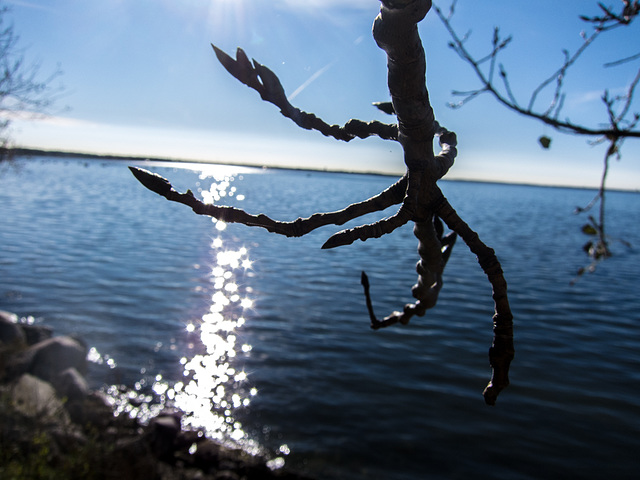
[1, 159, 639, 479]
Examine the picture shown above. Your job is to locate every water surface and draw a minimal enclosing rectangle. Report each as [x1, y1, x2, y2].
[1, 157, 639, 479]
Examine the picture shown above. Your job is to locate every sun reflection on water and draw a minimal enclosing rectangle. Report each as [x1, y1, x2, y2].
[170, 236, 258, 449]
[169, 171, 259, 448]
[105, 167, 263, 455]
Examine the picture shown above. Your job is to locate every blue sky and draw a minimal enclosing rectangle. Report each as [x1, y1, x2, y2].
[5, 0, 640, 190]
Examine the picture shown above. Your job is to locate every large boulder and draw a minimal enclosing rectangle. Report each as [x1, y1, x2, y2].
[52, 367, 91, 424]
[148, 411, 182, 460]
[21, 323, 54, 346]
[25, 336, 88, 383]
[0, 310, 26, 347]
[11, 373, 69, 424]
[54, 367, 90, 402]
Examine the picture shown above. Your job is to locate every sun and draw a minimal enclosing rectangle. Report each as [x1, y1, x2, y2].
[162, 0, 250, 43]
[205, 0, 249, 40]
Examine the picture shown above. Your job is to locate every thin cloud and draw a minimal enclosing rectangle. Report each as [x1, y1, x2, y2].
[1, 111, 99, 128]
[36, 115, 100, 128]
[567, 86, 628, 109]
[288, 61, 336, 101]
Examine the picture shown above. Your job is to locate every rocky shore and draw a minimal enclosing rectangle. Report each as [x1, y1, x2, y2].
[0, 310, 313, 480]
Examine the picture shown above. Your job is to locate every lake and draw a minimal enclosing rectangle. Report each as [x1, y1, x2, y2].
[1, 156, 639, 479]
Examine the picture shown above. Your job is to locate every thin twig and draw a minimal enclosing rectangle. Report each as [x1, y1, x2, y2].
[433, 3, 640, 139]
[132, 0, 515, 405]
[435, 195, 514, 406]
[212, 45, 399, 143]
[130, 166, 408, 240]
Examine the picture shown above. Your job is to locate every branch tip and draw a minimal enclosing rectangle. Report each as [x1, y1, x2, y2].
[129, 167, 173, 196]
[360, 271, 370, 289]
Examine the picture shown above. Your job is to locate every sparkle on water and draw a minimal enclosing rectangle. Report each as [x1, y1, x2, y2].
[101, 165, 277, 460]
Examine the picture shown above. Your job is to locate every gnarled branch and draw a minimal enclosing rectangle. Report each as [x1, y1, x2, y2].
[131, 0, 515, 405]
[212, 45, 399, 143]
[130, 166, 408, 238]
[433, 2, 640, 139]
[434, 0, 638, 276]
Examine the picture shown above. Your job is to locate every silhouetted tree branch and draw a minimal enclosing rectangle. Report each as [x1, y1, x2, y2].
[132, 0, 514, 405]
[212, 45, 399, 143]
[434, 0, 638, 275]
[0, 2, 63, 155]
[435, 0, 640, 138]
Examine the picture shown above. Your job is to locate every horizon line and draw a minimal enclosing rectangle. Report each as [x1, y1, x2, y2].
[6, 146, 638, 194]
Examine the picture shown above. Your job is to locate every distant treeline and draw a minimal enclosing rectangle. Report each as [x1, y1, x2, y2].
[2, 147, 161, 163]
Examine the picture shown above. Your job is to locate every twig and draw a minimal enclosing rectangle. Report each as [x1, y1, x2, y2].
[433, 2, 640, 139]
[436, 195, 514, 406]
[130, 166, 408, 239]
[212, 46, 399, 143]
[131, 0, 515, 405]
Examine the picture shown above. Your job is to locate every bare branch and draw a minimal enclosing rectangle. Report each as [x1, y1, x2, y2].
[0, 5, 64, 148]
[362, 216, 457, 329]
[528, 35, 597, 114]
[212, 45, 399, 143]
[616, 66, 640, 124]
[581, 0, 640, 29]
[436, 196, 514, 406]
[322, 124, 458, 249]
[132, 0, 515, 405]
[322, 201, 414, 249]
[433, 2, 640, 140]
[130, 166, 408, 239]
[604, 51, 640, 67]
[498, 65, 520, 108]
[449, 87, 488, 109]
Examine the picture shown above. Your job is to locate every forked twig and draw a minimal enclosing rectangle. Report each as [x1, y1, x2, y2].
[132, 0, 514, 405]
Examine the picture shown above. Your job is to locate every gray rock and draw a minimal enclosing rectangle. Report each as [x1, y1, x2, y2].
[214, 470, 241, 480]
[0, 310, 26, 347]
[73, 391, 116, 427]
[21, 323, 53, 345]
[149, 412, 182, 459]
[55, 367, 90, 403]
[53, 368, 91, 425]
[192, 439, 223, 471]
[107, 434, 160, 479]
[0, 310, 18, 323]
[26, 336, 88, 383]
[11, 373, 69, 424]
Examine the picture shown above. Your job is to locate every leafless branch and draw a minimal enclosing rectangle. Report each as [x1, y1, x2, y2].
[434, 0, 638, 274]
[604, 51, 640, 67]
[212, 45, 399, 143]
[129, 166, 408, 240]
[0, 4, 64, 149]
[132, 0, 515, 405]
[433, 1, 640, 140]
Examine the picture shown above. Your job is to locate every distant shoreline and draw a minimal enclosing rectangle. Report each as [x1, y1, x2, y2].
[5, 146, 400, 179]
[5, 146, 636, 194]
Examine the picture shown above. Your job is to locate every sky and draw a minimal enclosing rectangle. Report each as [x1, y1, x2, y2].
[4, 0, 640, 190]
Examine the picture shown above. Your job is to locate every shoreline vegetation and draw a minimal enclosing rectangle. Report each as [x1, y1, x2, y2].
[4, 146, 634, 193]
[0, 310, 313, 480]
[3, 146, 399, 180]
